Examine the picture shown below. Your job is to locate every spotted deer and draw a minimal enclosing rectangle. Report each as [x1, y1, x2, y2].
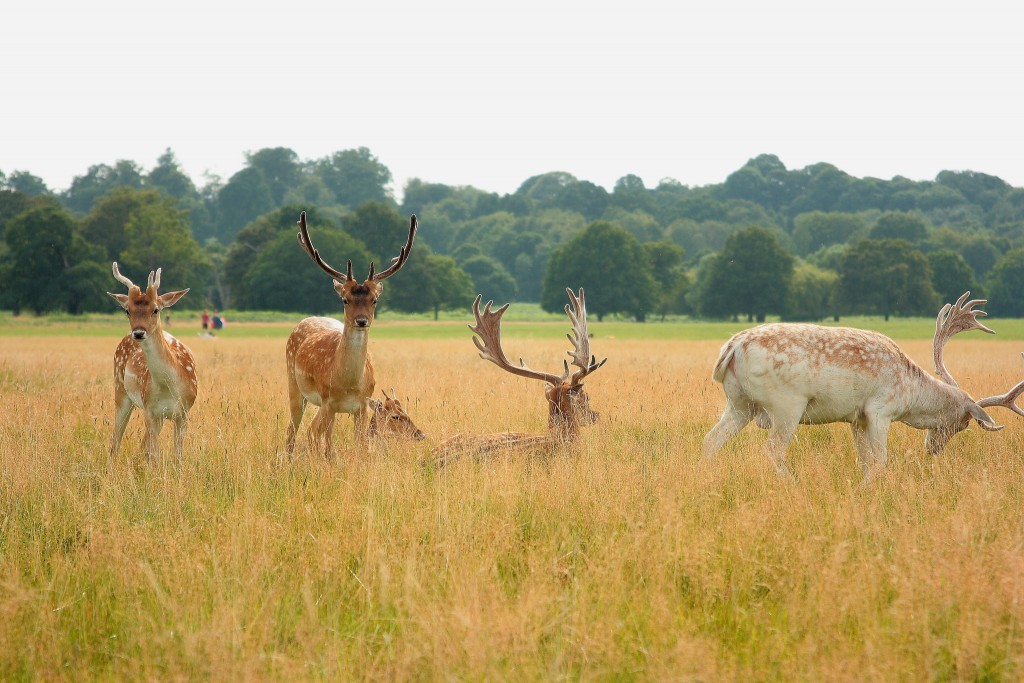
[433, 288, 607, 466]
[107, 262, 197, 460]
[285, 211, 417, 458]
[704, 292, 1024, 478]
[367, 389, 426, 441]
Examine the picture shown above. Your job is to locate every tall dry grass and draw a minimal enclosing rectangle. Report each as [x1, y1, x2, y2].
[1, 329, 1023, 681]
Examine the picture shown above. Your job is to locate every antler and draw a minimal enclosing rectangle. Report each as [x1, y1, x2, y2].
[933, 292, 995, 387]
[977, 353, 1024, 422]
[111, 262, 136, 290]
[371, 215, 418, 282]
[563, 288, 607, 385]
[147, 268, 162, 292]
[470, 295, 565, 386]
[296, 211, 349, 281]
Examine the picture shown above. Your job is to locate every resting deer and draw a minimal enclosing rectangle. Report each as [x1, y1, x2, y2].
[704, 292, 1024, 478]
[285, 211, 417, 458]
[367, 389, 426, 441]
[107, 262, 196, 460]
[433, 288, 607, 466]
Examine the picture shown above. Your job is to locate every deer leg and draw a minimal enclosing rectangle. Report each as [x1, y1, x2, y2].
[353, 403, 370, 446]
[765, 401, 806, 477]
[142, 411, 163, 459]
[308, 405, 334, 459]
[110, 390, 134, 457]
[322, 412, 337, 461]
[172, 414, 188, 462]
[852, 413, 890, 480]
[284, 370, 306, 453]
[703, 401, 753, 458]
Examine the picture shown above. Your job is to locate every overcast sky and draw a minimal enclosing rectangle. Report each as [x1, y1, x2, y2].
[2, 0, 1022, 199]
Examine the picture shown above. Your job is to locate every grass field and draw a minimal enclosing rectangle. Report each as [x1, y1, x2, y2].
[2, 313, 1024, 680]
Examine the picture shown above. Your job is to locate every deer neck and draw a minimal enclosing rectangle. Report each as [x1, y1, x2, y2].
[136, 327, 177, 384]
[332, 324, 371, 387]
[901, 370, 972, 429]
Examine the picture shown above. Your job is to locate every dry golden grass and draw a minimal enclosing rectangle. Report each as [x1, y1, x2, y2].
[1, 328, 1023, 681]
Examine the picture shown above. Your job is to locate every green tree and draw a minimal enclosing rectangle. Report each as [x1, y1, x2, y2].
[81, 187, 178, 261]
[461, 254, 517, 303]
[869, 211, 929, 243]
[791, 211, 867, 256]
[120, 203, 210, 303]
[215, 167, 275, 240]
[838, 239, 939, 320]
[241, 228, 372, 312]
[541, 221, 657, 322]
[927, 249, 981, 304]
[4, 171, 50, 196]
[63, 160, 145, 213]
[643, 240, 689, 319]
[0, 205, 106, 314]
[700, 226, 794, 322]
[986, 248, 1024, 317]
[343, 202, 412, 267]
[314, 147, 393, 207]
[784, 263, 838, 321]
[386, 251, 474, 320]
[245, 147, 303, 205]
[147, 148, 198, 199]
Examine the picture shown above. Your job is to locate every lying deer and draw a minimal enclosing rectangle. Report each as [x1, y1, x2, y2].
[367, 389, 426, 441]
[704, 292, 1024, 477]
[433, 288, 606, 466]
[107, 262, 196, 460]
[285, 211, 417, 458]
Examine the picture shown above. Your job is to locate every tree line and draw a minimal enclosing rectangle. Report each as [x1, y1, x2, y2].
[2, 150, 1024, 319]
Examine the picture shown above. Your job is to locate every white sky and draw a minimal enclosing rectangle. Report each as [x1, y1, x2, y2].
[2, 0, 1022, 199]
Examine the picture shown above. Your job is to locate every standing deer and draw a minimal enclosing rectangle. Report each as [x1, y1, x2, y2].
[107, 262, 197, 460]
[704, 292, 1024, 477]
[367, 389, 426, 440]
[433, 288, 607, 465]
[285, 211, 417, 458]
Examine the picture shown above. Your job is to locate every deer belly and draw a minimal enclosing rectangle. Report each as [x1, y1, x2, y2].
[800, 395, 861, 425]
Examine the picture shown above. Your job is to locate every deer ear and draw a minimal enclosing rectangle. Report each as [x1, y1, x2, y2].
[158, 289, 189, 308]
[108, 292, 129, 310]
[968, 402, 1001, 430]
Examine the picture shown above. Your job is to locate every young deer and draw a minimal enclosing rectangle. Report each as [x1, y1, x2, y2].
[107, 262, 196, 460]
[704, 292, 1024, 478]
[367, 389, 426, 441]
[433, 288, 607, 466]
[285, 211, 417, 458]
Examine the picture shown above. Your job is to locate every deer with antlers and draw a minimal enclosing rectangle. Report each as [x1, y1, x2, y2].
[285, 211, 417, 458]
[704, 292, 1024, 478]
[432, 288, 607, 465]
[107, 262, 197, 460]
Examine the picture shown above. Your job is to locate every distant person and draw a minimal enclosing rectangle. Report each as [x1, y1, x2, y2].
[212, 310, 224, 333]
[164, 311, 171, 327]
[201, 310, 210, 332]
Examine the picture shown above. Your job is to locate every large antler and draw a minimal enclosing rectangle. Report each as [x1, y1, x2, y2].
[933, 292, 994, 387]
[370, 215, 417, 282]
[111, 262, 136, 290]
[296, 211, 350, 282]
[977, 353, 1024, 425]
[563, 288, 607, 385]
[470, 295, 565, 386]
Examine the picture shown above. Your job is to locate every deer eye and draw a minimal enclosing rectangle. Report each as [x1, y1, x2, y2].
[154, 307, 160, 315]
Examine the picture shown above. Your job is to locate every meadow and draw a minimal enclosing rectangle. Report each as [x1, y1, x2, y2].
[2, 312, 1024, 681]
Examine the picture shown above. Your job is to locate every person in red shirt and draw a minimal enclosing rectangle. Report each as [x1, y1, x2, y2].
[201, 310, 210, 331]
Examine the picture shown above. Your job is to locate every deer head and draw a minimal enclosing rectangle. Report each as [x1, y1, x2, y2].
[296, 211, 417, 329]
[926, 292, 1024, 453]
[107, 262, 189, 341]
[470, 288, 607, 437]
[367, 389, 426, 440]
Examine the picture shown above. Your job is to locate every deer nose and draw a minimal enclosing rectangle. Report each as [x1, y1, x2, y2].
[355, 317, 370, 328]
[414, 429, 426, 441]
[132, 329, 147, 340]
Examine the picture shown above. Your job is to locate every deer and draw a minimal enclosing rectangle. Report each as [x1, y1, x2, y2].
[107, 262, 197, 460]
[704, 292, 1024, 478]
[432, 288, 607, 466]
[285, 211, 417, 458]
[367, 389, 426, 441]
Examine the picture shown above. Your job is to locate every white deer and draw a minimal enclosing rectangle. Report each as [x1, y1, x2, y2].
[107, 262, 197, 460]
[704, 293, 1024, 477]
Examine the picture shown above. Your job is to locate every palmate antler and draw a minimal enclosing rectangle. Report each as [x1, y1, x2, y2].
[933, 291, 995, 387]
[470, 288, 607, 387]
[296, 211, 417, 282]
[976, 353, 1024, 430]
